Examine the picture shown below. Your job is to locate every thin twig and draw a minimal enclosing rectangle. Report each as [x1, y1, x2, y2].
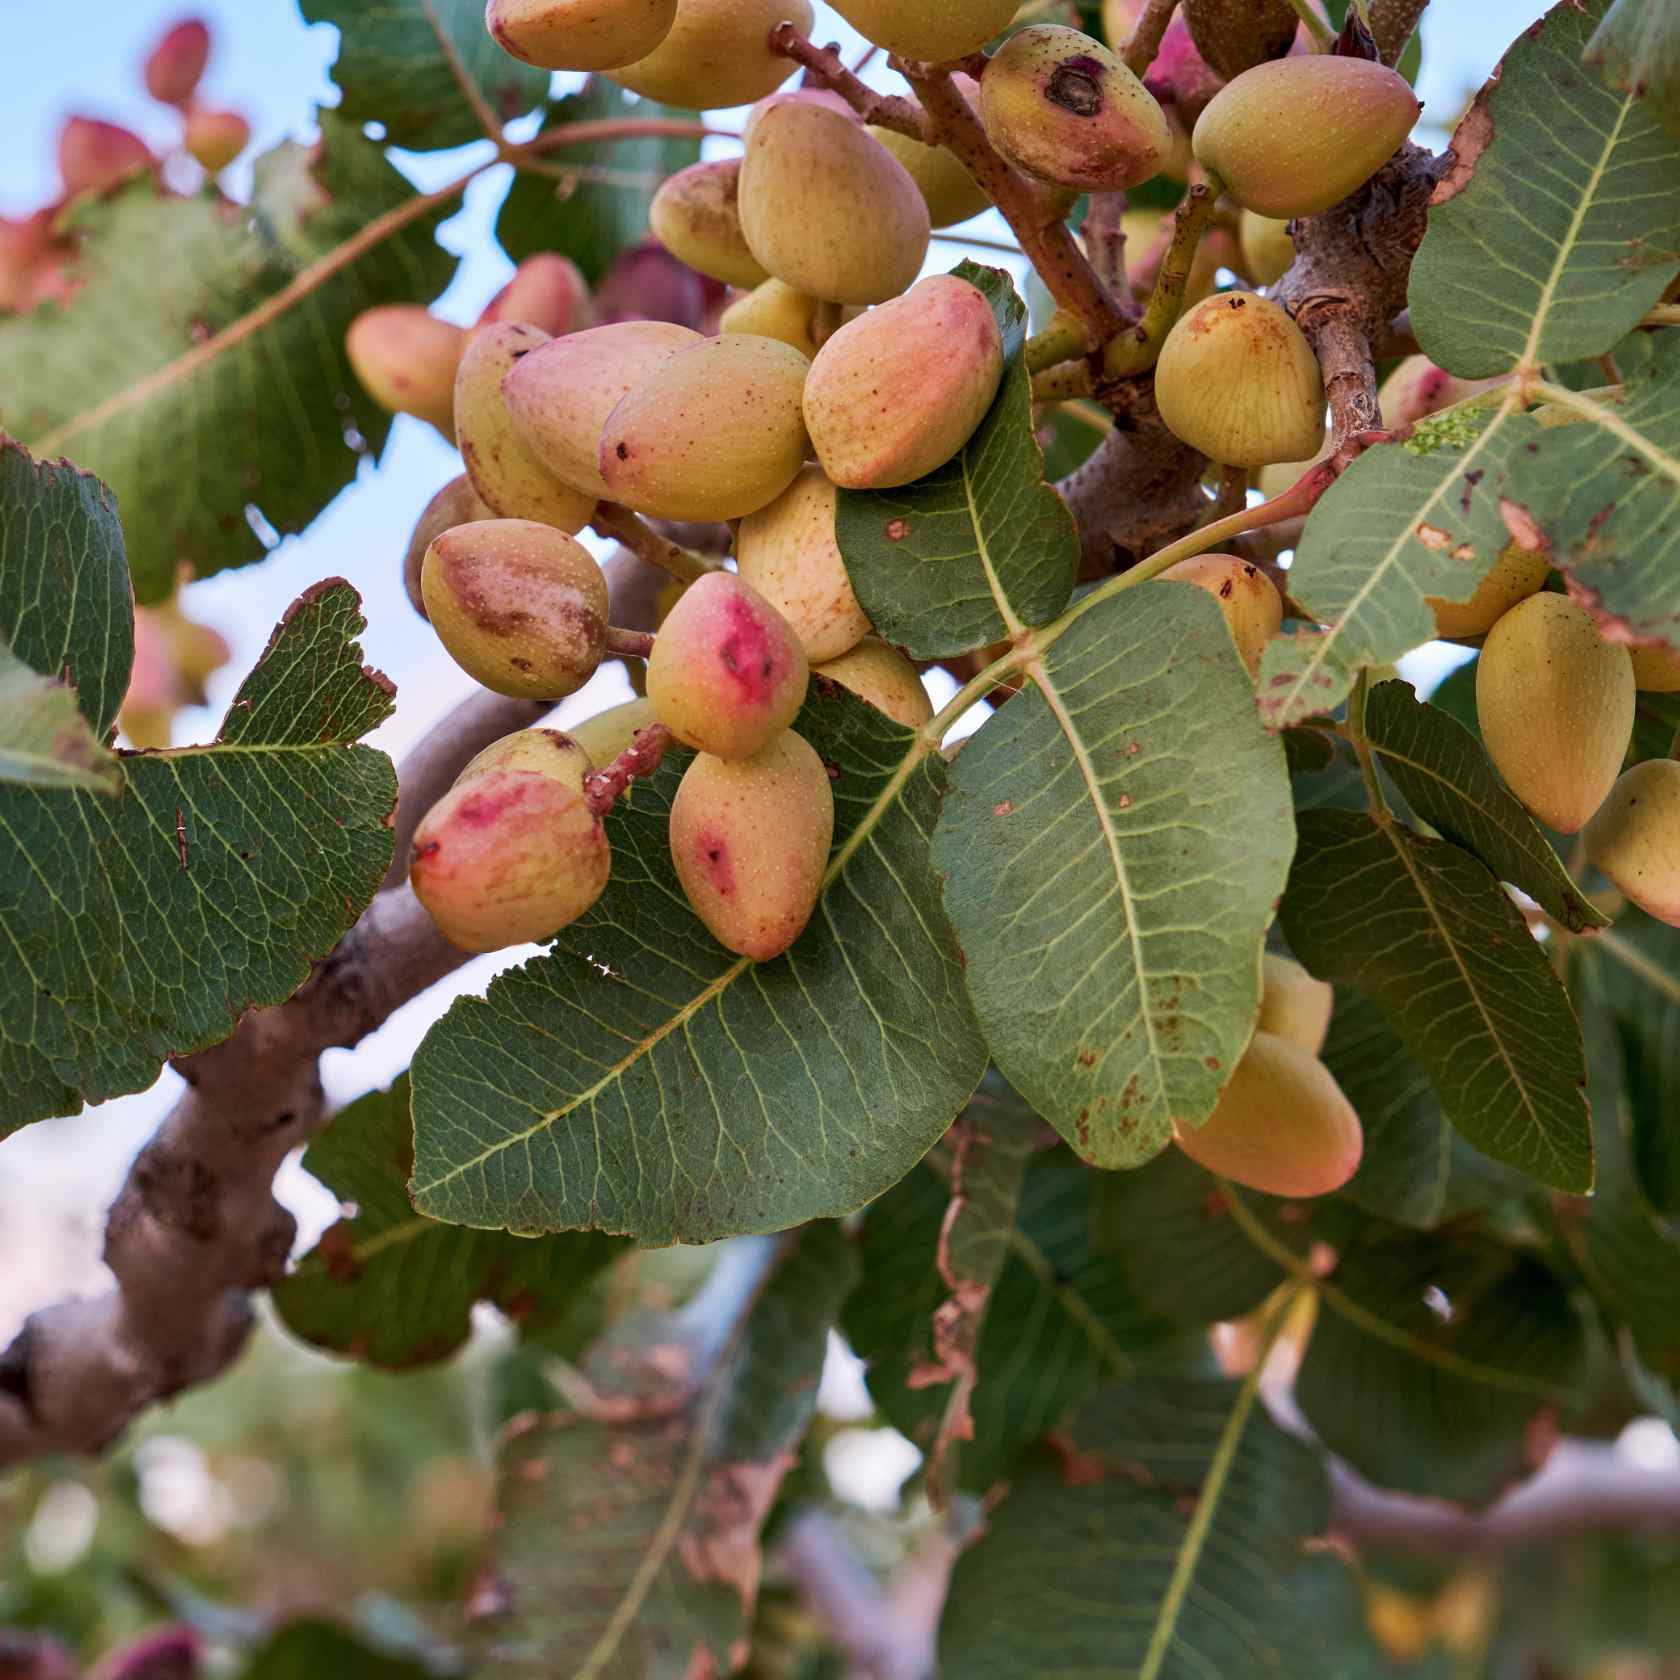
[767, 24, 932, 140]
[1025, 309, 1096, 375]
[1284, 0, 1335, 51]
[583, 724, 676, 816]
[1122, 0, 1181, 78]
[591, 504, 719, 587]
[1103, 178, 1221, 377]
[603, 626, 656, 661]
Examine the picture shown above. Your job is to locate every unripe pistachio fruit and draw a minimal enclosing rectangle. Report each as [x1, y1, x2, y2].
[1173, 1030, 1363, 1197]
[649, 159, 767, 289]
[1476, 592, 1635, 833]
[1154, 292, 1325, 467]
[501, 320, 700, 502]
[599, 333, 810, 523]
[1584, 760, 1680, 928]
[670, 729, 836, 962]
[1426, 542, 1550, 642]
[1182, 0, 1299, 79]
[1158, 553, 1282, 677]
[828, 0, 1017, 63]
[1631, 642, 1680, 692]
[59, 117, 152, 197]
[1238, 209, 1294, 286]
[1257, 953, 1334, 1056]
[869, 80, 991, 228]
[412, 730, 610, 953]
[404, 474, 494, 619]
[736, 466, 871, 663]
[477, 253, 593, 338]
[803, 275, 1004, 490]
[421, 519, 609, 700]
[486, 0, 679, 70]
[1378, 354, 1508, 430]
[739, 100, 930, 306]
[981, 26, 1172, 193]
[145, 19, 211, 107]
[610, 0, 814, 110]
[720, 279, 828, 358]
[570, 697, 660, 769]
[646, 572, 809, 758]
[454, 323, 597, 531]
[346, 305, 466, 440]
[814, 639, 933, 730]
[183, 107, 250, 173]
[1193, 56, 1421, 218]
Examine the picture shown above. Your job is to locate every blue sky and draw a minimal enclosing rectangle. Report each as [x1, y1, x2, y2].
[0, 1, 1557, 1324]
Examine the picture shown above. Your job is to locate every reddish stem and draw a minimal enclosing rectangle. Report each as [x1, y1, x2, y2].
[585, 723, 676, 815]
[767, 25, 932, 140]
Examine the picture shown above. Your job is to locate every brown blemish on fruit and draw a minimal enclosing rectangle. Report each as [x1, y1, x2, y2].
[1047, 63, 1104, 117]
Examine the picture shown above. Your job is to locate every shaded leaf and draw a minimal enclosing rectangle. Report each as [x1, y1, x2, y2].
[0, 114, 457, 601]
[1092, 1144, 1348, 1325]
[1411, 0, 1680, 378]
[302, 0, 548, 151]
[409, 686, 985, 1244]
[1280, 810, 1592, 1192]
[1586, 0, 1680, 143]
[938, 1369, 1357, 1678]
[1258, 417, 1525, 730]
[844, 1094, 1197, 1492]
[1324, 989, 1526, 1230]
[1295, 1227, 1590, 1504]
[498, 83, 701, 282]
[238, 1620, 433, 1679]
[1364, 678, 1608, 931]
[0, 640, 119, 794]
[487, 1227, 854, 1679]
[1503, 332, 1680, 649]
[934, 584, 1294, 1167]
[274, 1078, 625, 1368]
[0, 441, 132, 736]
[836, 264, 1078, 659]
[1554, 939, 1680, 1374]
[0, 580, 396, 1134]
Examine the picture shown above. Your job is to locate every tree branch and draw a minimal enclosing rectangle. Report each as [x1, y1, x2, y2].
[767, 25, 932, 140]
[0, 704, 512, 1468]
[591, 503, 719, 587]
[897, 67, 1129, 345]
[1122, 0, 1181, 79]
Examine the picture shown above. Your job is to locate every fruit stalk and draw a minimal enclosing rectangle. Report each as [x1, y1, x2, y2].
[1103, 177, 1221, 377]
[584, 723, 677, 815]
[1024, 310, 1095, 374]
[603, 625, 657, 661]
[591, 503, 720, 586]
[901, 64, 1130, 344]
[765, 24, 933, 142]
[1120, 0, 1183, 78]
[1282, 0, 1335, 51]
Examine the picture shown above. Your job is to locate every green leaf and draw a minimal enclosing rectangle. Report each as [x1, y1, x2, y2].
[238, 1620, 432, 1679]
[843, 1089, 1195, 1492]
[487, 1227, 854, 1679]
[0, 579, 396, 1134]
[0, 113, 457, 601]
[1587, 913, 1680, 1213]
[1323, 990, 1526, 1230]
[1587, 0, 1680, 143]
[1258, 418, 1525, 730]
[836, 264, 1078, 659]
[302, 0, 549, 151]
[938, 1369, 1357, 1679]
[0, 440, 131, 736]
[1410, 0, 1680, 379]
[1364, 678, 1608, 932]
[1092, 1145, 1347, 1325]
[1280, 810, 1593, 1192]
[273, 1078, 625, 1368]
[1503, 334, 1680, 647]
[0, 640, 119, 794]
[409, 687, 985, 1244]
[497, 83, 701, 282]
[1038, 400, 1109, 481]
[1555, 939, 1680, 1373]
[934, 584, 1295, 1167]
[1295, 1229, 1590, 1504]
